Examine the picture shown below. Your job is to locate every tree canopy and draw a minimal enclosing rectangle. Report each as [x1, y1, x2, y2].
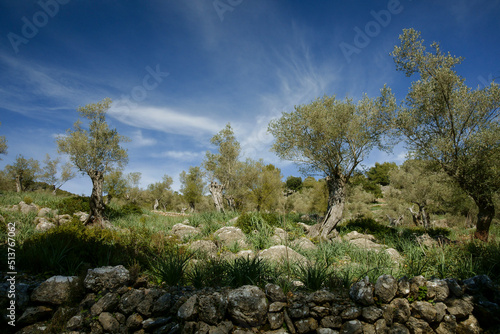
[268, 88, 396, 238]
[392, 28, 500, 241]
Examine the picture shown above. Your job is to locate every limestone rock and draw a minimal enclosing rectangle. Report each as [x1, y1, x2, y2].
[340, 319, 362, 334]
[18, 306, 53, 324]
[343, 231, 376, 242]
[411, 301, 437, 322]
[227, 285, 268, 327]
[189, 240, 218, 257]
[405, 316, 434, 334]
[126, 313, 143, 331]
[265, 283, 286, 303]
[214, 226, 248, 248]
[310, 290, 335, 304]
[177, 295, 198, 320]
[34, 220, 55, 232]
[426, 279, 449, 302]
[258, 245, 308, 265]
[294, 317, 318, 334]
[446, 298, 474, 320]
[268, 312, 285, 330]
[119, 288, 144, 315]
[361, 306, 383, 323]
[31, 276, 80, 305]
[99, 312, 120, 333]
[84, 265, 130, 291]
[320, 315, 342, 329]
[349, 276, 374, 306]
[198, 292, 227, 325]
[291, 237, 317, 251]
[374, 274, 397, 304]
[66, 314, 83, 331]
[91, 292, 120, 316]
[390, 298, 411, 323]
[397, 276, 411, 297]
[37, 207, 53, 217]
[348, 238, 384, 250]
[435, 314, 457, 334]
[19, 201, 39, 214]
[389, 323, 410, 334]
[171, 223, 200, 239]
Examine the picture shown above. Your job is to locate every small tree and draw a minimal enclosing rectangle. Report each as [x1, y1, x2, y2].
[40, 154, 76, 195]
[268, 89, 396, 239]
[103, 169, 128, 203]
[5, 155, 40, 192]
[245, 161, 283, 212]
[180, 166, 205, 211]
[147, 175, 173, 210]
[203, 123, 241, 212]
[392, 29, 500, 241]
[57, 98, 129, 226]
[366, 162, 397, 186]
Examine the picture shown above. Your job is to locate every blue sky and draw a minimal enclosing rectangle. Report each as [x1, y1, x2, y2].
[1, 0, 499, 195]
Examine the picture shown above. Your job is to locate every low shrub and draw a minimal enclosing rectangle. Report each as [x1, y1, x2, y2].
[148, 246, 192, 286]
[56, 196, 90, 215]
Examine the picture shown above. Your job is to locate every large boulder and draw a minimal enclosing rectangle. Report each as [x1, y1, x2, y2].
[227, 285, 268, 327]
[188, 240, 218, 257]
[214, 226, 248, 248]
[84, 265, 130, 291]
[19, 201, 39, 214]
[291, 237, 318, 251]
[31, 276, 80, 305]
[198, 292, 227, 325]
[35, 219, 55, 232]
[374, 275, 397, 304]
[343, 231, 377, 242]
[258, 245, 308, 265]
[170, 223, 200, 239]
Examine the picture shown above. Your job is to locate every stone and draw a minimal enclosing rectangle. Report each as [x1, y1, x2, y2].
[389, 323, 410, 334]
[317, 328, 339, 334]
[84, 265, 130, 291]
[435, 314, 457, 334]
[35, 220, 55, 232]
[361, 306, 383, 323]
[340, 319, 362, 334]
[445, 278, 464, 297]
[91, 292, 120, 316]
[362, 323, 376, 334]
[446, 298, 474, 320]
[210, 320, 233, 334]
[390, 298, 410, 323]
[434, 302, 447, 323]
[291, 237, 318, 251]
[416, 233, 437, 247]
[171, 223, 200, 239]
[31, 275, 80, 305]
[189, 240, 218, 257]
[151, 292, 172, 316]
[19, 201, 39, 214]
[37, 207, 53, 217]
[227, 285, 268, 327]
[236, 250, 255, 259]
[381, 304, 394, 326]
[258, 245, 308, 265]
[411, 301, 437, 322]
[268, 312, 285, 330]
[374, 319, 388, 333]
[310, 306, 329, 318]
[18, 306, 53, 324]
[406, 316, 434, 334]
[272, 227, 288, 244]
[119, 288, 144, 314]
[341, 306, 361, 320]
[456, 314, 481, 334]
[73, 211, 89, 222]
[126, 313, 144, 331]
[288, 303, 310, 319]
[66, 314, 83, 331]
[178, 295, 198, 320]
[348, 238, 384, 250]
[137, 288, 164, 316]
[295, 317, 318, 334]
[214, 226, 248, 248]
[426, 279, 449, 302]
[198, 292, 227, 325]
[349, 276, 374, 306]
[265, 283, 287, 302]
[343, 231, 376, 242]
[410, 276, 427, 297]
[397, 277, 410, 297]
[310, 290, 335, 304]
[374, 275, 398, 304]
[269, 302, 287, 312]
[385, 248, 403, 263]
[320, 316, 342, 329]
[99, 312, 120, 333]
[142, 317, 172, 330]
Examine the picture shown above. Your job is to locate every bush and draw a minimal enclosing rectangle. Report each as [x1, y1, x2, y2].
[236, 212, 281, 234]
[56, 196, 90, 215]
[148, 246, 192, 286]
[226, 256, 270, 288]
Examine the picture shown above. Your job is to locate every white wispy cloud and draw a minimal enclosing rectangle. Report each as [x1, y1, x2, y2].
[151, 150, 205, 161]
[108, 105, 222, 136]
[129, 130, 157, 147]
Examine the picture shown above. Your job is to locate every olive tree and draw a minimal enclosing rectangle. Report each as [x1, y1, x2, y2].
[268, 88, 396, 239]
[5, 155, 40, 192]
[203, 123, 241, 212]
[180, 166, 205, 211]
[40, 154, 76, 195]
[392, 29, 500, 241]
[57, 98, 129, 226]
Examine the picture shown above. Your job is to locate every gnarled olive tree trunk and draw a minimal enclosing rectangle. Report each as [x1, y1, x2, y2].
[474, 196, 495, 242]
[308, 176, 346, 239]
[209, 181, 225, 213]
[87, 170, 106, 227]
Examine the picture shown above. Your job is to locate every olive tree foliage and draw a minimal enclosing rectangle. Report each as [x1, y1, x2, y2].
[180, 166, 205, 211]
[147, 174, 173, 210]
[103, 169, 128, 203]
[268, 89, 396, 239]
[5, 155, 40, 192]
[40, 154, 76, 195]
[203, 123, 241, 212]
[57, 98, 129, 226]
[0, 122, 7, 158]
[244, 161, 283, 212]
[392, 29, 500, 241]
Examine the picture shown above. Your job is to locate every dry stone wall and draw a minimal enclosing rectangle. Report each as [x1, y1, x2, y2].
[1, 265, 499, 334]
